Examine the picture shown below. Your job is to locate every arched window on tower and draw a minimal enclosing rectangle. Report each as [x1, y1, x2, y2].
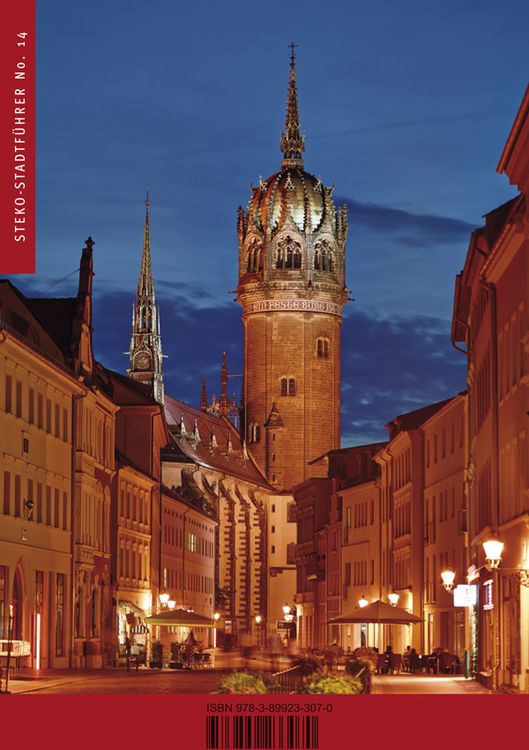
[316, 338, 330, 359]
[280, 377, 296, 396]
[276, 236, 302, 270]
[246, 240, 262, 273]
[314, 240, 335, 274]
[248, 423, 261, 443]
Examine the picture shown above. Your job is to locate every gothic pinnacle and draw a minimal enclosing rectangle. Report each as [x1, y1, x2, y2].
[280, 42, 305, 170]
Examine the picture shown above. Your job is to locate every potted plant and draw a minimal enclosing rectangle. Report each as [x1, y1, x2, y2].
[217, 671, 268, 694]
[169, 641, 184, 669]
[149, 640, 164, 669]
[302, 674, 362, 694]
[345, 657, 375, 694]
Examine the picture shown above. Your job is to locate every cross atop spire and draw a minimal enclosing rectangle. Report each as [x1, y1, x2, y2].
[280, 42, 305, 170]
[289, 41, 297, 69]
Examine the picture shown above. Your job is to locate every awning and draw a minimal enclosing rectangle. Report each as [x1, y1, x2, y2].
[118, 600, 145, 616]
[329, 599, 423, 625]
[145, 608, 216, 628]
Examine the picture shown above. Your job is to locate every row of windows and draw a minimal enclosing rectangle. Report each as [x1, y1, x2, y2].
[394, 448, 411, 491]
[344, 559, 374, 587]
[499, 431, 528, 524]
[77, 400, 113, 468]
[394, 555, 411, 591]
[77, 488, 111, 553]
[162, 567, 214, 596]
[4, 374, 70, 441]
[393, 498, 411, 540]
[119, 484, 150, 526]
[425, 416, 465, 468]
[245, 243, 337, 273]
[2, 471, 69, 529]
[344, 499, 375, 531]
[119, 544, 149, 582]
[498, 304, 526, 400]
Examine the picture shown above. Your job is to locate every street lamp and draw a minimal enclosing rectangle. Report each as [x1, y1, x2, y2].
[213, 612, 220, 649]
[358, 596, 368, 608]
[282, 603, 291, 617]
[255, 615, 262, 648]
[483, 538, 504, 569]
[159, 592, 170, 607]
[388, 592, 400, 606]
[441, 569, 456, 592]
[255, 615, 262, 624]
[167, 599, 176, 610]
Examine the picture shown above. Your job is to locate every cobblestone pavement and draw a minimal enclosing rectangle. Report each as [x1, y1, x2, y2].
[373, 674, 491, 694]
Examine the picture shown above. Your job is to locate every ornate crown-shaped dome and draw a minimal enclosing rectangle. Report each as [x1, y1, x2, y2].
[246, 168, 334, 235]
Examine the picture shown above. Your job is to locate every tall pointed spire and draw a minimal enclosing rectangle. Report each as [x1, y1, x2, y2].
[280, 42, 305, 170]
[138, 190, 153, 299]
[128, 191, 164, 405]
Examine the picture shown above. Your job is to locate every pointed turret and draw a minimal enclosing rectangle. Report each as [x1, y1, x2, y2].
[220, 352, 228, 417]
[71, 236, 95, 380]
[280, 42, 305, 170]
[128, 191, 164, 404]
[201, 376, 208, 412]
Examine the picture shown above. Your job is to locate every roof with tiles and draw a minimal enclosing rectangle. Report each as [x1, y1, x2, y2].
[163, 395, 271, 488]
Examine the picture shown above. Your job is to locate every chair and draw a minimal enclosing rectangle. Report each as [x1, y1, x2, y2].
[408, 651, 420, 673]
[389, 653, 403, 674]
[376, 654, 388, 674]
[438, 652, 456, 674]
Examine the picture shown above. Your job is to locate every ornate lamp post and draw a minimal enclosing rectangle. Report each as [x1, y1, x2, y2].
[441, 569, 456, 592]
[388, 592, 400, 606]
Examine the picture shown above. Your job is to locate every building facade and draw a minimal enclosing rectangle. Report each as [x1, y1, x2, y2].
[452, 84, 529, 690]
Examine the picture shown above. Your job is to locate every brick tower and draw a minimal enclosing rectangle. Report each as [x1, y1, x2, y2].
[236, 47, 349, 490]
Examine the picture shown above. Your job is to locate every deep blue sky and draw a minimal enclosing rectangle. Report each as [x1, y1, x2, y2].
[20, 1, 529, 443]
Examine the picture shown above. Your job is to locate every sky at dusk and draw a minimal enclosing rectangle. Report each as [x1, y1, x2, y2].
[11, 1, 529, 444]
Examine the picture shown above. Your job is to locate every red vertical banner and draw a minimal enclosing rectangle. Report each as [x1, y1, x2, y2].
[0, 0, 35, 274]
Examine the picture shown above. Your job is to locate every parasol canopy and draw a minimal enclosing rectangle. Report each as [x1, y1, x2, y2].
[145, 609, 216, 628]
[329, 599, 422, 625]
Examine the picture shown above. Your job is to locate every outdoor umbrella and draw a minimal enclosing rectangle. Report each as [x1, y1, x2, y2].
[329, 599, 422, 625]
[145, 609, 216, 627]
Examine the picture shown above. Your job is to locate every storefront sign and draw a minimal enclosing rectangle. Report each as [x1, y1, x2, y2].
[453, 584, 477, 607]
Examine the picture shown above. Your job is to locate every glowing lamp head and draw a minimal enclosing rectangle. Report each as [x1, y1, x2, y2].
[255, 615, 262, 624]
[167, 600, 176, 610]
[358, 596, 368, 608]
[441, 569, 456, 591]
[159, 593, 170, 606]
[388, 592, 400, 606]
[282, 603, 292, 616]
[483, 538, 504, 569]
[213, 612, 220, 621]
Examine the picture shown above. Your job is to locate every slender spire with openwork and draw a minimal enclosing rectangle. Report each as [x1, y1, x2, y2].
[280, 42, 305, 170]
[128, 191, 164, 405]
[138, 190, 154, 298]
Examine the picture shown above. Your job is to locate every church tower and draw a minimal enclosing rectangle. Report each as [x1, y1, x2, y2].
[128, 192, 164, 404]
[236, 47, 349, 490]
